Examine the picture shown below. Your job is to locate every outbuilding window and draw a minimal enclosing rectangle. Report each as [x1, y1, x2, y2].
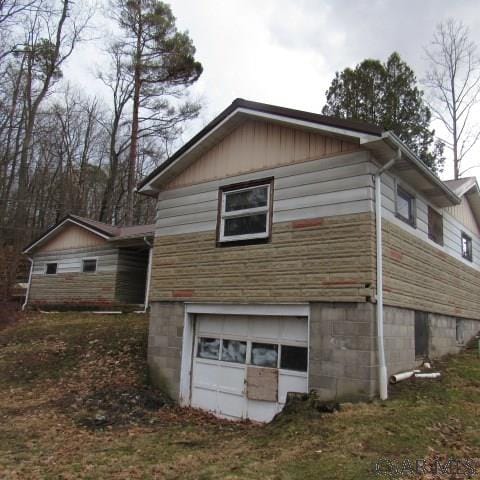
[428, 206, 444, 245]
[396, 185, 416, 227]
[461, 232, 473, 261]
[45, 263, 57, 275]
[82, 258, 97, 273]
[217, 178, 273, 244]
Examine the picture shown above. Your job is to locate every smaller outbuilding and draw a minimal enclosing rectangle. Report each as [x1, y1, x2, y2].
[22, 215, 155, 311]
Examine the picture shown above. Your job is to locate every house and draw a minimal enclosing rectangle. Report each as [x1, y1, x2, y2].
[139, 98, 480, 422]
[22, 214, 155, 310]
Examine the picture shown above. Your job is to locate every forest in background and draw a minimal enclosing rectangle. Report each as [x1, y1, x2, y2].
[1, 1, 479, 301]
[0, 0, 203, 298]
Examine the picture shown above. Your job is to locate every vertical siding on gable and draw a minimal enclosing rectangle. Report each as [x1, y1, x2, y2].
[444, 197, 480, 236]
[37, 224, 106, 252]
[165, 119, 360, 189]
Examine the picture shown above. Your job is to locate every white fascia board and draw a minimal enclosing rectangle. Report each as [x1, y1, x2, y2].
[185, 303, 310, 317]
[138, 107, 380, 194]
[23, 218, 110, 254]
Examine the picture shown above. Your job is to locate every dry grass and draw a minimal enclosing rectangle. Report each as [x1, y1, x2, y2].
[0, 312, 480, 479]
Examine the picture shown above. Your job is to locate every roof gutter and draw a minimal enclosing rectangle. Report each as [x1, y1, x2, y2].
[374, 148, 401, 401]
[21, 256, 34, 311]
[381, 132, 460, 205]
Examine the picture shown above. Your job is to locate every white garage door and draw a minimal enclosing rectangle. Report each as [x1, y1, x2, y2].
[190, 314, 308, 422]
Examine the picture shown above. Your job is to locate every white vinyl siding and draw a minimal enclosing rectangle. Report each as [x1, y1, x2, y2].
[155, 151, 375, 236]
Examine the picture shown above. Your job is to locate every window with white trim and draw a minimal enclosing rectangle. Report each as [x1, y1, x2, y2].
[218, 179, 273, 243]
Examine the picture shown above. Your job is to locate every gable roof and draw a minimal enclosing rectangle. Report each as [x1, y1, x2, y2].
[136, 98, 460, 208]
[23, 214, 155, 254]
[443, 177, 480, 226]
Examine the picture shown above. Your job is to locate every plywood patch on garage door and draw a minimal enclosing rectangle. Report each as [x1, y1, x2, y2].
[246, 366, 278, 401]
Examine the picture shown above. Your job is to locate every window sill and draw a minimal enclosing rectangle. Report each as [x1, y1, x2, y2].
[395, 213, 416, 228]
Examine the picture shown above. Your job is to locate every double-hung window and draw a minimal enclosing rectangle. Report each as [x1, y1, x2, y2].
[218, 179, 273, 244]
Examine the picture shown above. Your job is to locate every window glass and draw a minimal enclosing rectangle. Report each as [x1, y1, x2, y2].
[46, 263, 57, 275]
[82, 259, 97, 273]
[225, 186, 268, 212]
[197, 337, 220, 360]
[221, 339, 247, 363]
[251, 342, 278, 368]
[428, 207, 443, 245]
[461, 233, 473, 261]
[280, 345, 308, 372]
[397, 187, 415, 225]
[224, 214, 267, 237]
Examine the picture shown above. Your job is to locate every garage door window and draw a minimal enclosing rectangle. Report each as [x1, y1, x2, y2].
[251, 343, 278, 368]
[221, 339, 247, 363]
[197, 337, 220, 360]
[280, 345, 308, 372]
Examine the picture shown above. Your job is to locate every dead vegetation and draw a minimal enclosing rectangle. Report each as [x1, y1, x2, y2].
[0, 312, 480, 479]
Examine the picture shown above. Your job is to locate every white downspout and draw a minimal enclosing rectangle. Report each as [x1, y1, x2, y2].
[142, 237, 153, 313]
[21, 256, 34, 311]
[374, 150, 400, 400]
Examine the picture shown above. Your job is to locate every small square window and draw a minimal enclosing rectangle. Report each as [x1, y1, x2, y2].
[251, 342, 278, 368]
[218, 179, 273, 244]
[280, 345, 308, 372]
[396, 185, 416, 226]
[45, 263, 57, 275]
[82, 259, 97, 273]
[461, 232, 473, 261]
[428, 206, 443, 245]
[197, 337, 220, 360]
[456, 319, 464, 344]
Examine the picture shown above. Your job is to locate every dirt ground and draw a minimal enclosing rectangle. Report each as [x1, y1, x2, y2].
[0, 312, 479, 479]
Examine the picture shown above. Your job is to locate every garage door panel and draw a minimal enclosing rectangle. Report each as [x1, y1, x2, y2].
[191, 387, 217, 413]
[280, 318, 308, 343]
[247, 399, 280, 422]
[192, 361, 221, 388]
[217, 391, 245, 418]
[191, 313, 308, 422]
[217, 364, 245, 393]
[197, 315, 223, 336]
[278, 373, 308, 404]
[250, 317, 281, 341]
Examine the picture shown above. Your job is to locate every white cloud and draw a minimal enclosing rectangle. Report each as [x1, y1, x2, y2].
[62, 0, 480, 180]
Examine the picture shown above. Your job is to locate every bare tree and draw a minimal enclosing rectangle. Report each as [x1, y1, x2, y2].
[424, 19, 480, 179]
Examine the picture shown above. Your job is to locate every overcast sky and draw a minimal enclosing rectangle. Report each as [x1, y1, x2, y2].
[64, 0, 480, 180]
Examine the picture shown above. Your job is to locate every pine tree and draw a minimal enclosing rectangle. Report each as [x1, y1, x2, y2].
[115, 0, 203, 225]
[323, 52, 444, 173]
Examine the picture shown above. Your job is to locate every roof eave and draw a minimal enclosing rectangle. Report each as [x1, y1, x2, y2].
[22, 215, 112, 254]
[362, 132, 461, 208]
[137, 106, 381, 195]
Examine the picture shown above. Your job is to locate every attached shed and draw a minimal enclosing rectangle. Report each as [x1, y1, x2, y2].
[22, 215, 155, 310]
